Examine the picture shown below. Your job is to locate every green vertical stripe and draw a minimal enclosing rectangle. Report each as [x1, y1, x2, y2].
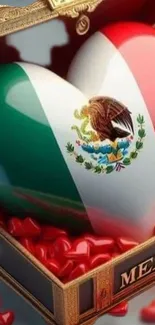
[0, 64, 88, 230]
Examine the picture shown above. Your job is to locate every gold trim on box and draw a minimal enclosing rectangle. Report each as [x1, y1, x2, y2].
[64, 284, 79, 325]
[96, 263, 113, 311]
[1, 227, 155, 325]
[53, 282, 65, 325]
[0, 0, 104, 36]
[79, 276, 97, 321]
[97, 280, 155, 320]
[113, 272, 155, 301]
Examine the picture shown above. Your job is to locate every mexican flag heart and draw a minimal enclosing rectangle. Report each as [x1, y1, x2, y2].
[0, 56, 154, 240]
[67, 21, 155, 241]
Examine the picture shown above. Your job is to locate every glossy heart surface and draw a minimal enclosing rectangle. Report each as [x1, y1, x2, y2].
[67, 22, 155, 241]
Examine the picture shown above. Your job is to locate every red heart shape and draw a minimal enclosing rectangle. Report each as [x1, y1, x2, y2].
[140, 302, 155, 322]
[58, 260, 74, 279]
[47, 258, 60, 276]
[65, 239, 90, 261]
[7, 218, 24, 237]
[117, 237, 139, 253]
[36, 240, 55, 258]
[41, 225, 67, 241]
[35, 244, 48, 264]
[19, 237, 35, 255]
[90, 253, 111, 269]
[108, 301, 128, 316]
[22, 217, 41, 237]
[0, 311, 15, 325]
[68, 263, 88, 281]
[84, 235, 115, 254]
[53, 236, 72, 263]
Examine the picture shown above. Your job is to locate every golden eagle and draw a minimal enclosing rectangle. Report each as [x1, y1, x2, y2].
[88, 96, 134, 142]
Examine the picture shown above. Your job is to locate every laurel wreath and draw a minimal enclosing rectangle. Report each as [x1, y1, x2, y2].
[66, 114, 146, 174]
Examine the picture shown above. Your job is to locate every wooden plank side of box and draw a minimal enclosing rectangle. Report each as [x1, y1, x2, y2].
[0, 228, 155, 325]
[63, 236, 155, 324]
[0, 229, 65, 324]
[95, 236, 155, 318]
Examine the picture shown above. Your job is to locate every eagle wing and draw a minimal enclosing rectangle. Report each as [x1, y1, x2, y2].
[90, 96, 134, 134]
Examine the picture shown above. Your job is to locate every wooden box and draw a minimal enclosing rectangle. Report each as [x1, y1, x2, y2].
[0, 227, 155, 325]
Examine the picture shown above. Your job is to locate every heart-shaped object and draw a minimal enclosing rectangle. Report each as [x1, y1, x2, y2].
[35, 244, 48, 263]
[22, 217, 41, 237]
[7, 218, 24, 237]
[58, 260, 74, 279]
[47, 258, 60, 276]
[108, 301, 128, 316]
[84, 235, 115, 254]
[89, 253, 111, 269]
[68, 263, 88, 281]
[47, 244, 55, 258]
[65, 239, 90, 261]
[36, 240, 55, 258]
[19, 237, 35, 255]
[53, 236, 72, 263]
[41, 226, 67, 241]
[140, 302, 155, 322]
[1, 61, 154, 240]
[0, 311, 15, 325]
[117, 237, 139, 253]
[67, 22, 155, 242]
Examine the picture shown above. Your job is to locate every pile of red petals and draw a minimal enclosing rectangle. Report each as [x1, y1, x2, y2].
[0, 215, 139, 283]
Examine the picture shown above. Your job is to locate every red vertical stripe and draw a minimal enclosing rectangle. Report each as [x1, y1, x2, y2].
[101, 22, 155, 127]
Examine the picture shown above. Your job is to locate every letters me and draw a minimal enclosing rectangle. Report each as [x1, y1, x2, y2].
[120, 257, 155, 289]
